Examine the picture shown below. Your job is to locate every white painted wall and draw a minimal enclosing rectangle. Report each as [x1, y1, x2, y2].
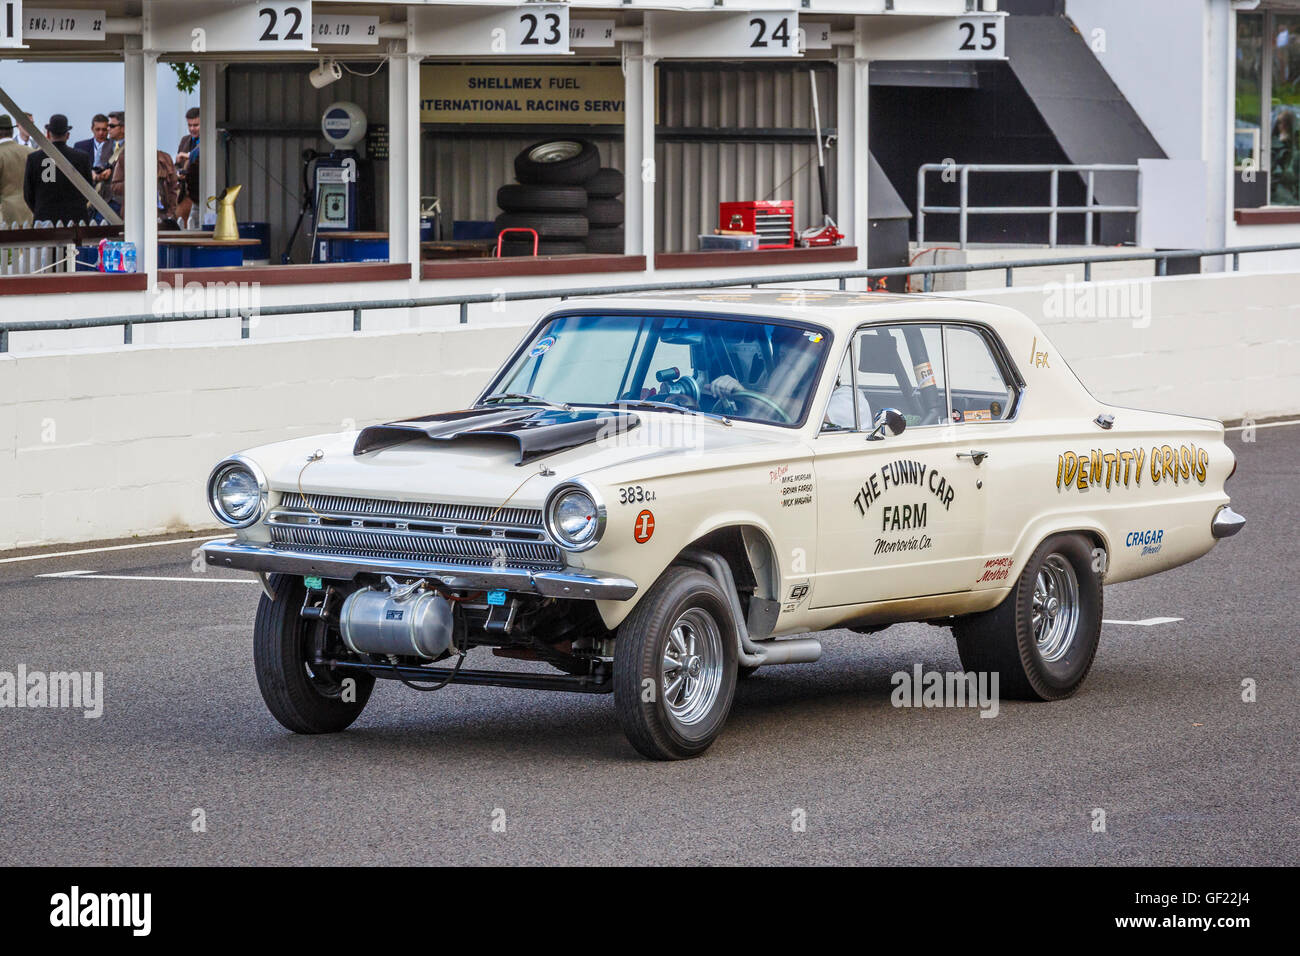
[1065, 0, 1201, 161]
[2, 270, 1297, 551]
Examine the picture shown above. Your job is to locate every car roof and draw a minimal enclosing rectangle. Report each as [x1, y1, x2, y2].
[547, 288, 1020, 335]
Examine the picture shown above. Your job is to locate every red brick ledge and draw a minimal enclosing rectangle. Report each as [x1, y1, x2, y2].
[421, 254, 647, 280]
[0, 272, 149, 296]
[654, 245, 860, 270]
[1233, 207, 1300, 225]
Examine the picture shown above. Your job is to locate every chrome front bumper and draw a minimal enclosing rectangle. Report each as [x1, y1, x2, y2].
[1211, 506, 1246, 539]
[201, 540, 638, 601]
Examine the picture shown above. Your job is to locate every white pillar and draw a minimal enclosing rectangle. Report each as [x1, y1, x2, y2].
[199, 61, 219, 221]
[387, 45, 422, 276]
[123, 36, 158, 279]
[623, 42, 656, 266]
[840, 29, 870, 279]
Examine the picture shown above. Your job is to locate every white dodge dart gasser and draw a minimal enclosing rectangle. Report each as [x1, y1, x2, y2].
[202, 290, 1244, 759]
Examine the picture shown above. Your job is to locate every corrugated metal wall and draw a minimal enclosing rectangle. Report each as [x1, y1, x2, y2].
[220, 62, 834, 257]
[656, 66, 837, 252]
[219, 64, 388, 263]
[422, 134, 626, 228]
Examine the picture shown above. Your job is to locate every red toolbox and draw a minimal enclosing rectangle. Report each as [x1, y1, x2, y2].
[718, 200, 795, 249]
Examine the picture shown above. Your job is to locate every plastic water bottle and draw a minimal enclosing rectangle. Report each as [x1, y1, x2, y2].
[123, 243, 137, 274]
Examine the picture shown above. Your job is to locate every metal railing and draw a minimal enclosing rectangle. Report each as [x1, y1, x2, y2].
[2, 241, 1299, 354]
[916, 163, 1142, 248]
[0, 220, 120, 276]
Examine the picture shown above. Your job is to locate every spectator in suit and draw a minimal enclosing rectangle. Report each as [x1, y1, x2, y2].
[0, 115, 33, 224]
[23, 114, 95, 225]
[13, 114, 37, 149]
[73, 115, 114, 172]
[175, 107, 201, 227]
[94, 111, 125, 214]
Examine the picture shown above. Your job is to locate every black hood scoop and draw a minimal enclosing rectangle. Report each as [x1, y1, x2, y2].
[353, 406, 640, 465]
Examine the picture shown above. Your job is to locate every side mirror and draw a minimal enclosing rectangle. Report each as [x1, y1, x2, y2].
[868, 407, 907, 441]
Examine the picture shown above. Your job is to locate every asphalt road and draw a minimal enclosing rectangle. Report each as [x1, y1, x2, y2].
[1, 425, 1295, 866]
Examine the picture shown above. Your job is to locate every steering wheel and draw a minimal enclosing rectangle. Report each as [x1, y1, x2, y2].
[717, 389, 794, 424]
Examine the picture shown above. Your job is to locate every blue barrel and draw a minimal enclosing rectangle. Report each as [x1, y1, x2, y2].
[238, 222, 271, 264]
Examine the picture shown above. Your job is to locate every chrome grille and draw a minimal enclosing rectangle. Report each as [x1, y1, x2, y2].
[278, 492, 543, 529]
[267, 494, 560, 570]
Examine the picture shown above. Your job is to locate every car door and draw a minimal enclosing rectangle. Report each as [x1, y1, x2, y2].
[942, 323, 1026, 592]
[811, 322, 986, 609]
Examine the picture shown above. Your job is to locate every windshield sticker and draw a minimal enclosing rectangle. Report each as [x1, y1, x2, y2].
[913, 362, 936, 389]
[529, 336, 557, 358]
[964, 409, 992, 422]
[805, 332, 824, 344]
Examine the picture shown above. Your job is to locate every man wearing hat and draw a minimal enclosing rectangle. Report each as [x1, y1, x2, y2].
[23, 114, 95, 225]
[0, 114, 33, 225]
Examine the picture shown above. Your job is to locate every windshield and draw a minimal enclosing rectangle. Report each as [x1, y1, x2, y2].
[485, 312, 832, 427]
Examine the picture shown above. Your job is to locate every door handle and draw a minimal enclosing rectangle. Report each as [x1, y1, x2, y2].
[957, 450, 989, 466]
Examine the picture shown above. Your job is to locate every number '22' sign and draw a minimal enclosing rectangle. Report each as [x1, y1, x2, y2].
[255, 3, 311, 49]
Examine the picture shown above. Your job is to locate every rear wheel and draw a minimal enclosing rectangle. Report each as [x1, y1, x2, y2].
[253, 575, 374, 733]
[953, 534, 1102, 701]
[614, 567, 738, 760]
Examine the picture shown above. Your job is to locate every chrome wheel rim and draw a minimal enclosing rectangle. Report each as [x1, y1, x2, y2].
[661, 608, 724, 730]
[1032, 554, 1080, 663]
[529, 141, 581, 164]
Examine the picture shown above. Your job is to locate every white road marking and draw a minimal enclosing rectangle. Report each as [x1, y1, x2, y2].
[0, 534, 233, 565]
[36, 572, 256, 584]
[1225, 418, 1300, 432]
[1103, 617, 1183, 626]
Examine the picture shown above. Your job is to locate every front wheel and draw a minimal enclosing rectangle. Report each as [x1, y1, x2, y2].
[613, 566, 738, 760]
[953, 534, 1102, 701]
[253, 575, 374, 734]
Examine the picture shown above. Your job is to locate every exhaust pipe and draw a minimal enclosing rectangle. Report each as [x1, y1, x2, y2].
[680, 548, 822, 670]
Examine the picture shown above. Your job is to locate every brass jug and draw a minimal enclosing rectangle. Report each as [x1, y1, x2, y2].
[209, 185, 242, 241]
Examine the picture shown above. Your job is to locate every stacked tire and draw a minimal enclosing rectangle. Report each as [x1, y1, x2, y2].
[496, 139, 624, 257]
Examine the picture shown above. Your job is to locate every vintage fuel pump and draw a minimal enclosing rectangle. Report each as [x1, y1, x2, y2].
[282, 101, 377, 263]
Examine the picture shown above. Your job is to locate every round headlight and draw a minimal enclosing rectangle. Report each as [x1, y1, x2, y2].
[207, 458, 267, 528]
[545, 483, 605, 552]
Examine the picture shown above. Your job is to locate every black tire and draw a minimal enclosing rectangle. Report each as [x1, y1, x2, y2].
[586, 197, 624, 228]
[495, 212, 589, 240]
[584, 227, 625, 254]
[953, 534, 1103, 701]
[514, 139, 601, 186]
[253, 574, 374, 734]
[496, 183, 587, 213]
[499, 239, 588, 257]
[614, 566, 738, 760]
[584, 167, 624, 199]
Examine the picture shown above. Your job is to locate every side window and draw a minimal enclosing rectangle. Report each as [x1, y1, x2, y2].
[852, 324, 947, 427]
[944, 326, 1017, 422]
